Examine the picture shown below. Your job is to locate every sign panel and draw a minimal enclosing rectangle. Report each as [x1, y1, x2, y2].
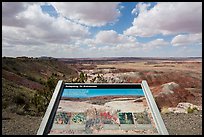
[37, 81, 168, 135]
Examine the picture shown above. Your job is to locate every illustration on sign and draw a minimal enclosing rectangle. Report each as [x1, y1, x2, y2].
[48, 86, 160, 134]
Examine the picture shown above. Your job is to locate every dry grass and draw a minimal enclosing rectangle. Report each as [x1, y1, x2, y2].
[161, 107, 170, 114]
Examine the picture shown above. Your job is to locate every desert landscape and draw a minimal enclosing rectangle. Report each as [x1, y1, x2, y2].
[2, 2, 202, 135]
[66, 57, 202, 110]
[2, 57, 202, 135]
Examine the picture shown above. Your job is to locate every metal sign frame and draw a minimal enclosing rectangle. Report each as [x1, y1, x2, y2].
[37, 80, 168, 135]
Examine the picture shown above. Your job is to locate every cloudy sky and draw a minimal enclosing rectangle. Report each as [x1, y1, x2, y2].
[2, 2, 202, 58]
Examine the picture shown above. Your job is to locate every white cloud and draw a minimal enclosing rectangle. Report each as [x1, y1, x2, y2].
[142, 39, 169, 50]
[95, 30, 136, 45]
[81, 30, 170, 57]
[83, 30, 138, 48]
[131, 2, 151, 15]
[2, 2, 90, 57]
[2, 2, 201, 58]
[95, 30, 119, 44]
[18, 4, 89, 43]
[171, 33, 202, 46]
[124, 2, 202, 37]
[2, 43, 81, 58]
[85, 38, 170, 57]
[51, 2, 121, 26]
[2, 2, 29, 27]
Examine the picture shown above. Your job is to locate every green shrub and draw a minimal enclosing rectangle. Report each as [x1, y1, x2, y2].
[193, 107, 198, 111]
[47, 76, 56, 91]
[187, 107, 195, 113]
[79, 72, 85, 83]
[31, 90, 52, 114]
[13, 93, 26, 105]
[30, 76, 57, 115]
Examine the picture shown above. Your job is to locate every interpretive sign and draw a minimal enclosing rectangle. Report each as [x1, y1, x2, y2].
[37, 81, 168, 135]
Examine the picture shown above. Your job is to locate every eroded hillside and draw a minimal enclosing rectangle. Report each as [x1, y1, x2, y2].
[2, 57, 78, 116]
[77, 59, 202, 110]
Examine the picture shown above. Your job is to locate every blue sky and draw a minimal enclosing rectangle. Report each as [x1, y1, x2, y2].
[2, 2, 202, 58]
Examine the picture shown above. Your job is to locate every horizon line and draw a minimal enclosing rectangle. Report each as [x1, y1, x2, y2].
[2, 56, 202, 59]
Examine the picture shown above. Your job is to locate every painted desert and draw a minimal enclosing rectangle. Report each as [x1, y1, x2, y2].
[2, 57, 202, 135]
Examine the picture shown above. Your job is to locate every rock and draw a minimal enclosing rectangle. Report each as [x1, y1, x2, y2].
[162, 82, 179, 90]
[177, 102, 201, 110]
[167, 102, 202, 114]
[168, 107, 187, 113]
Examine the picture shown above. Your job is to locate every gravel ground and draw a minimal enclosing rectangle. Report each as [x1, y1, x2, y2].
[2, 110, 42, 135]
[2, 110, 202, 135]
[161, 110, 202, 135]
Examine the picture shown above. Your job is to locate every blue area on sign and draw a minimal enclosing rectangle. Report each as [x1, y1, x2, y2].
[62, 88, 144, 98]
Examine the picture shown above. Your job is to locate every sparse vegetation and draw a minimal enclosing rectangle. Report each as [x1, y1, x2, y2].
[2, 57, 78, 116]
[70, 72, 88, 83]
[90, 77, 96, 83]
[2, 57, 202, 135]
[79, 71, 86, 83]
[161, 107, 170, 114]
[95, 74, 108, 83]
[31, 76, 57, 115]
[2, 78, 36, 115]
[2, 76, 57, 116]
[187, 107, 198, 113]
